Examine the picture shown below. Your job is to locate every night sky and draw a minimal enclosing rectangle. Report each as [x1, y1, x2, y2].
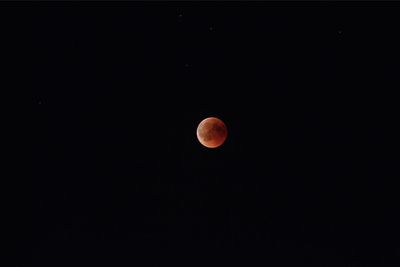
[23, 1, 400, 266]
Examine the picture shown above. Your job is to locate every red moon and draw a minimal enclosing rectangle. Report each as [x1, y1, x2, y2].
[196, 117, 228, 148]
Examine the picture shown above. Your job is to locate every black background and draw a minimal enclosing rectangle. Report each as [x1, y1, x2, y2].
[23, 1, 400, 266]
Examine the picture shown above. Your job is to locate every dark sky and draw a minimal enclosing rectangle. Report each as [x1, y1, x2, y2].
[24, 1, 400, 266]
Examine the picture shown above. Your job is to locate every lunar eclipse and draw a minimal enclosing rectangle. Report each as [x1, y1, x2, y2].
[196, 117, 227, 148]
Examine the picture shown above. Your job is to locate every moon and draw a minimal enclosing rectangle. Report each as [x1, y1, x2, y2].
[196, 117, 228, 148]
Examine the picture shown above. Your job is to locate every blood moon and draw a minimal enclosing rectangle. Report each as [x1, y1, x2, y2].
[196, 117, 227, 148]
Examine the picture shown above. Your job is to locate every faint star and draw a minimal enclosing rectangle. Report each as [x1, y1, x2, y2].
[209, 26, 214, 31]
[338, 30, 343, 34]
[185, 63, 189, 67]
